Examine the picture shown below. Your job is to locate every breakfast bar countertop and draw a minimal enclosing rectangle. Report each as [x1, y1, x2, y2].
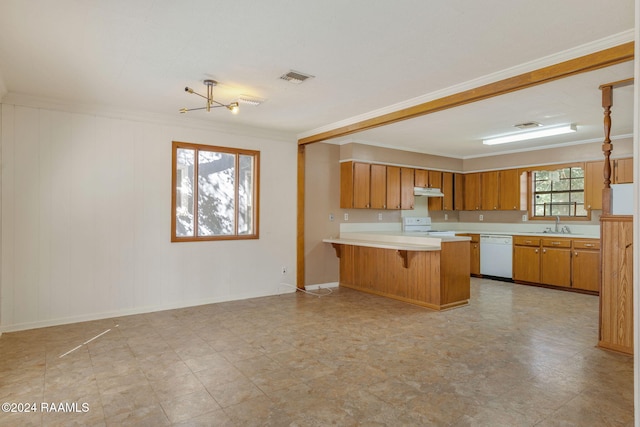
[323, 232, 471, 252]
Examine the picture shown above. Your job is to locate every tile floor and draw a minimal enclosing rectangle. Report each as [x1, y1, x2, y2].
[0, 278, 634, 426]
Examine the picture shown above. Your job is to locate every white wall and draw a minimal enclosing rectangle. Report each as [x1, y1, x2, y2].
[0, 103, 298, 332]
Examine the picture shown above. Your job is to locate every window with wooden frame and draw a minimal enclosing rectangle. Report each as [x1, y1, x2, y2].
[172, 141, 259, 241]
[531, 166, 587, 218]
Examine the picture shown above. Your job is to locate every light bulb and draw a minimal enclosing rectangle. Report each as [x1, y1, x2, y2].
[228, 103, 239, 114]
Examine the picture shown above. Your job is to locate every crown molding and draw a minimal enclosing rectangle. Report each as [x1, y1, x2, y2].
[298, 30, 635, 141]
[336, 133, 633, 161]
[1, 92, 296, 144]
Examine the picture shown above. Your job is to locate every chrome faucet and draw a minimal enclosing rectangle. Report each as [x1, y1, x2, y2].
[555, 215, 560, 233]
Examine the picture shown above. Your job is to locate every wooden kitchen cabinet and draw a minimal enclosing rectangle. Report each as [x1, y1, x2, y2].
[513, 236, 541, 283]
[480, 169, 520, 211]
[352, 162, 371, 208]
[386, 166, 401, 210]
[513, 235, 599, 294]
[454, 173, 464, 210]
[481, 171, 499, 210]
[499, 169, 521, 210]
[468, 234, 480, 276]
[428, 171, 444, 211]
[585, 160, 604, 210]
[340, 161, 355, 208]
[370, 164, 387, 209]
[340, 161, 371, 209]
[464, 173, 482, 210]
[441, 172, 454, 210]
[540, 239, 571, 288]
[400, 167, 415, 210]
[414, 169, 429, 187]
[572, 239, 600, 292]
[613, 158, 633, 183]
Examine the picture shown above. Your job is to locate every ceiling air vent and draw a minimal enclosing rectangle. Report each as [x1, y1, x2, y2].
[279, 70, 314, 84]
[514, 121, 542, 129]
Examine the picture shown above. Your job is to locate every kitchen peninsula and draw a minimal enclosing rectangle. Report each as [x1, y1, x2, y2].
[324, 232, 471, 310]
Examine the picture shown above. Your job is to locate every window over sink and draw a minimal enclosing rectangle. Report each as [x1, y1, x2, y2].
[531, 166, 587, 218]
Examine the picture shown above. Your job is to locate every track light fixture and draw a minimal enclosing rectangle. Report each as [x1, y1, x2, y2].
[180, 80, 239, 114]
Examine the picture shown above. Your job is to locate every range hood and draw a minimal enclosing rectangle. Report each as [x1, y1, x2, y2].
[414, 187, 444, 197]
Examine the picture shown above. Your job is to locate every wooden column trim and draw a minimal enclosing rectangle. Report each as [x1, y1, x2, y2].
[297, 145, 306, 289]
[599, 77, 634, 215]
[298, 42, 634, 145]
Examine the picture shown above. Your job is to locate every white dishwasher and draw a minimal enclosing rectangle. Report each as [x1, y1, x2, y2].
[480, 235, 513, 279]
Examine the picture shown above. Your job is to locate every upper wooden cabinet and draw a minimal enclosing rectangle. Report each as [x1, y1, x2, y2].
[370, 164, 387, 209]
[454, 173, 464, 211]
[340, 161, 355, 209]
[585, 160, 604, 211]
[441, 172, 454, 211]
[464, 173, 482, 210]
[400, 167, 415, 210]
[479, 169, 520, 211]
[414, 169, 429, 188]
[340, 161, 371, 209]
[498, 169, 521, 210]
[613, 158, 633, 184]
[428, 171, 444, 211]
[386, 166, 401, 210]
[480, 171, 499, 210]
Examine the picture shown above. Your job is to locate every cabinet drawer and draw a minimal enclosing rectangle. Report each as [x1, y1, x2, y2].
[513, 236, 540, 247]
[542, 239, 571, 248]
[573, 240, 600, 250]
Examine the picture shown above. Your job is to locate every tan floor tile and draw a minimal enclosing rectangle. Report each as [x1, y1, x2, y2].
[159, 389, 221, 423]
[0, 279, 633, 426]
[205, 377, 266, 408]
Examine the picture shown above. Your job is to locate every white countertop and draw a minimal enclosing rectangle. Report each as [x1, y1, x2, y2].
[323, 232, 470, 251]
[450, 230, 600, 239]
[339, 222, 600, 239]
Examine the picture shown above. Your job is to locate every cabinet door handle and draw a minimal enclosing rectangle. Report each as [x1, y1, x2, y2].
[525, 240, 532, 244]
[584, 243, 594, 247]
[535, 249, 539, 253]
[543, 249, 546, 253]
[551, 241, 560, 245]
[574, 252, 578, 256]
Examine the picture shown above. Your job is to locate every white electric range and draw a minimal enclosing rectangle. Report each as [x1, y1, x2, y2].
[402, 217, 456, 237]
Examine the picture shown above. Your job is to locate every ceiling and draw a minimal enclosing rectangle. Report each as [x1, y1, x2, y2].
[0, 1, 635, 158]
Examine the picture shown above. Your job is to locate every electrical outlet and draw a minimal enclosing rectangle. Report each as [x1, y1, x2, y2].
[444, 213, 448, 221]
[344, 213, 349, 221]
[329, 213, 334, 222]
[281, 266, 287, 275]
[378, 213, 383, 221]
[522, 214, 527, 222]
[479, 214, 484, 221]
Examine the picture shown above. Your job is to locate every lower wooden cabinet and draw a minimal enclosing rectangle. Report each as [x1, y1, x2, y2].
[458, 233, 480, 276]
[572, 240, 600, 292]
[540, 239, 571, 288]
[513, 236, 599, 293]
[513, 237, 541, 283]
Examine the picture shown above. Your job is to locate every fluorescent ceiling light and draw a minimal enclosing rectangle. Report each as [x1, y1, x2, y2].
[483, 124, 577, 145]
